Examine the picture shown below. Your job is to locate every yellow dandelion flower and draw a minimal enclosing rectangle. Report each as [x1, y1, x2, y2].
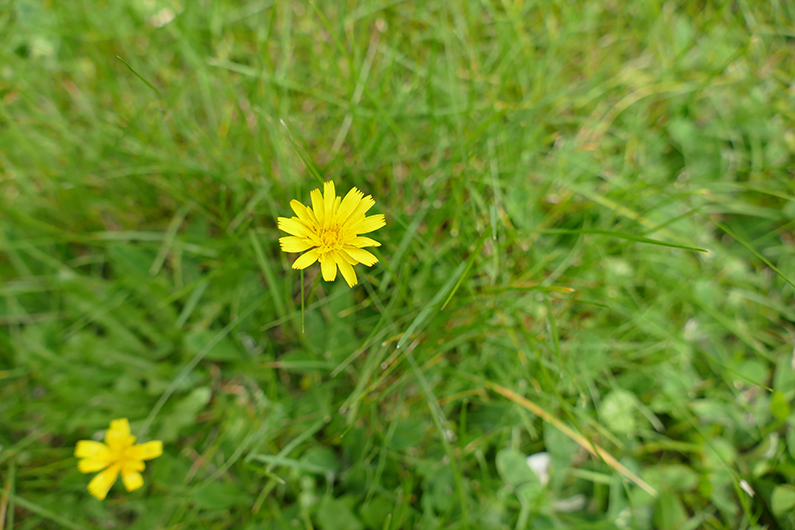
[75, 418, 163, 500]
[278, 181, 386, 287]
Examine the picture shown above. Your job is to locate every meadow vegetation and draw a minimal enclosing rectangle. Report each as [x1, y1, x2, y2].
[2, 0, 795, 528]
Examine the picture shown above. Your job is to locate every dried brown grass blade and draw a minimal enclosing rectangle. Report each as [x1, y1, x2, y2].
[486, 381, 658, 497]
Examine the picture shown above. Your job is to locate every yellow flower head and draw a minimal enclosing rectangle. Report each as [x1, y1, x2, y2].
[278, 181, 386, 287]
[75, 418, 163, 500]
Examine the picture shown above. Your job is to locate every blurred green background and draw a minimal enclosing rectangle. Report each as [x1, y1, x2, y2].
[2, 0, 795, 528]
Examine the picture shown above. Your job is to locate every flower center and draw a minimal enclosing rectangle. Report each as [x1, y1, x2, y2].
[319, 227, 341, 250]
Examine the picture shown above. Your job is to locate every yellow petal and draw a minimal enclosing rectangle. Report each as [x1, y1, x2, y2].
[277, 217, 313, 238]
[347, 236, 381, 248]
[320, 255, 337, 282]
[339, 249, 358, 265]
[126, 440, 163, 461]
[124, 459, 145, 472]
[306, 207, 319, 226]
[349, 214, 386, 235]
[311, 189, 325, 225]
[336, 187, 362, 225]
[88, 463, 120, 500]
[290, 199, 317, 226]
[108, 418, 130, 437]
[342, 196, 378, 232]
[106, 419, 135, 452]
[75, 440, 112, 459]
[348, 194, 375, 219]
[78, 457, 113, 473]
[292, 249, 320, 270]
[122, 470, 144, 492]
[344, 247, 378, 266]
[323, 181, 336, 222]
[121, 460, 145, 492]
[279, 236, 314, 253]
[122, 469, 144, 492]
[331, 196, 341, 222]
[334, 252, 358, 287]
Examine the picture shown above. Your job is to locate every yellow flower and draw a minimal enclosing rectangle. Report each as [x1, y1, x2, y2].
[75, 418, 163, 500]
[278, 181, 386, 287]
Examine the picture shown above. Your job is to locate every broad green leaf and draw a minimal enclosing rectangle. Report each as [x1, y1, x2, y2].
[774, 356, 795, 395]
[302, 446, 338, 474]
[771, 391, 791, 422]
[772, 485, 795, 517]
[736, 359, 768, 386]
[787, 418, 795, 461]
[496, 448, 538, 487]
[599, 389, 638, 436]
[317, 496, 364, 530]
[642, 464, 699, 492]
[653, 491, 687, 530]
[359, 497, 393, 530]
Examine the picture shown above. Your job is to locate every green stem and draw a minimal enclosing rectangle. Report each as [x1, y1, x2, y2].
[301, 273, 322, 334]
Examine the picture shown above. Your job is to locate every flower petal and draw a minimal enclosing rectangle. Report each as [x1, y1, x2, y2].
[337, 187, 363, 225]
[279, 236, 314, 253]
[121, 469, 144, 492]
[292, 249, 320, 270]
[349, 194, 375, 219]
[277, 217, 313, 238]
[121, 460, 145, 492]
[88, 463, 120, 500]
[126, 441, 163, 461]
[290, 200, 318, 228]
[76, 441, 114, 473]
[106, 419, 135, 452]
[121, 471, 144, 491]
[349, 214, 386, 235]
[334, 252, 358, 287]
[125, 459, 146, 472]
[311, 188, 325, 225]
[347, 236, 381, 248]
[320, 255, 337, 282]
[344, 247, 378, 266]
[78, 458, 112, 473]
[339, 249, 358, 265]
[307, 208, 319, 226]
[323, 181, 336, 223]
[108, 418, 130, 437]
[75, 440, 112, 460]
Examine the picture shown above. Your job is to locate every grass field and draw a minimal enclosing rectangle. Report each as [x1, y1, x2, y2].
[2, 0, 795, 528]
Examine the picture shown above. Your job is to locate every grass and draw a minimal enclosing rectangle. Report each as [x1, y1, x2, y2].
[2, 0, 795, 528]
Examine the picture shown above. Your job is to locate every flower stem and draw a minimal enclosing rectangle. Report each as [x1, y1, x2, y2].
[301, 272, 322, 334]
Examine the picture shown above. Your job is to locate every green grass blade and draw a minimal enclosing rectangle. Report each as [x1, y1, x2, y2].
[116, 55, 164, 99]
[538, 228, 708, 252]
[1, 492, 88, 530]
[396, 261, 466, 350]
